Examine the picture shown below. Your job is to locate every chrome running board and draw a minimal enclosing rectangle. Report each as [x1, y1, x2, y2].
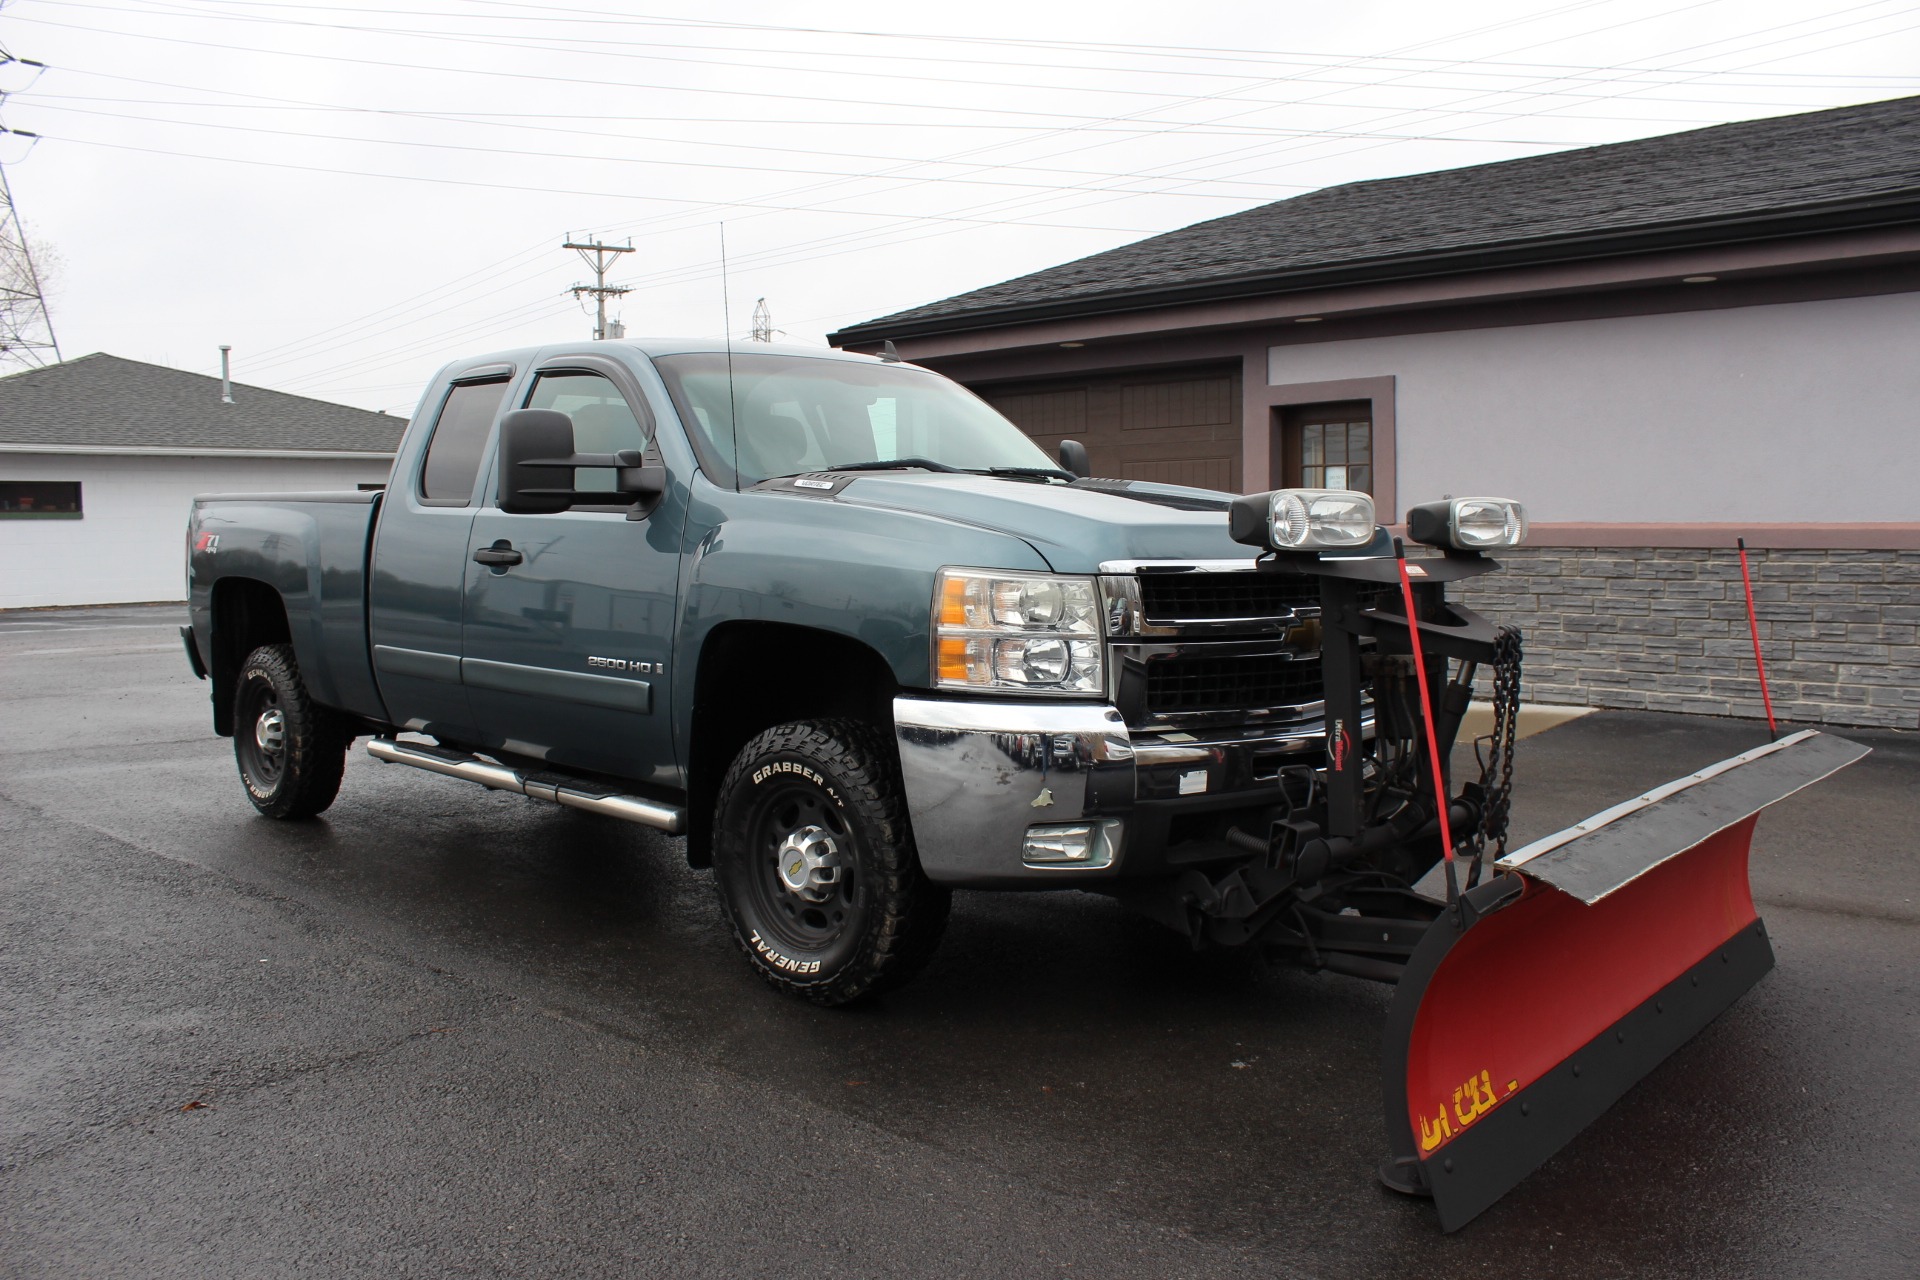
[366, 737, 686, 835]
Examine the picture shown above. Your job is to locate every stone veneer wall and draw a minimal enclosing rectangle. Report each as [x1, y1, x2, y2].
[1452, 547, 1920, 730]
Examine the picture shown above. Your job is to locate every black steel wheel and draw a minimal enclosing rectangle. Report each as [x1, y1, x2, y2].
[712, 719, 949, 1006]
[233, 643, 348, 819]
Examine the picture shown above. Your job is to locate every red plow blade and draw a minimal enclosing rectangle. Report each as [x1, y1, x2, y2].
[1380, 729, 1869, 1231]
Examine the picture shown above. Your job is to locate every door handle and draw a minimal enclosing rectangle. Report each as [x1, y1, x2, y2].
[473, 541, 523, 567]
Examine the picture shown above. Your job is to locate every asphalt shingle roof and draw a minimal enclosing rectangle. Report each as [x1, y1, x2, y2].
[0, 354, 406, 452]
[837, 94, 1920, 340]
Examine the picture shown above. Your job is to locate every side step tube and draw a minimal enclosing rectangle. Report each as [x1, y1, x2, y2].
[366, 737, 686, 835]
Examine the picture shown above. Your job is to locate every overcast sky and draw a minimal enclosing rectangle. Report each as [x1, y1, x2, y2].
[1, 0, 1916, 415]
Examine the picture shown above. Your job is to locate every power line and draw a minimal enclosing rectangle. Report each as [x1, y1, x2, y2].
[18, 102, 1331, 198]
[78, 0, 1920, 86]
[43, 133, 1163, 233]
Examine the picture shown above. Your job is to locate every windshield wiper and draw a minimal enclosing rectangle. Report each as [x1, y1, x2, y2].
[975, 466, 1077, 482]
[822, 458, 962, 474]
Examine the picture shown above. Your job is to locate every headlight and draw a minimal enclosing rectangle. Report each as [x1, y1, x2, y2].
[1228, 488, 1376, 551]
[1406, 497, 1529, 550]
[934, 568, 1102, 695]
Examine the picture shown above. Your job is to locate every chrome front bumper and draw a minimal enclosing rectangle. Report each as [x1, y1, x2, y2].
[893, 695, 1338, 886]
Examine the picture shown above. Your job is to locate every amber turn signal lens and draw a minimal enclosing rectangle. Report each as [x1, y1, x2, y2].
[937, 636, 971, 683]
[940, 576, 970, 629]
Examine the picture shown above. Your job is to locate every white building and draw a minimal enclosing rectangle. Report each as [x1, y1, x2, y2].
[0, 354, 401, 609]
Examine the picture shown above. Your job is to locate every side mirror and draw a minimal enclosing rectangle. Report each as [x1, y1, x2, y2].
[498, 408, 669, 517]
[1058, 438, 1091, 479]
[499, 409, 576, 514]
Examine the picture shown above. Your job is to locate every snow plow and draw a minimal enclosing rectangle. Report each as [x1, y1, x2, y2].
[1190, 490, 1871, 1231]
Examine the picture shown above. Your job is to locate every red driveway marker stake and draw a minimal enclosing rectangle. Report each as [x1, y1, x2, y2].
[1737, 537, 1779, 741]
[1394, 538, 1459, 905]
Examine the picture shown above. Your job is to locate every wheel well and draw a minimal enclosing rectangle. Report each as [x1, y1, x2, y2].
[686, 622, 900, 868]
[209, 577, 292, 736]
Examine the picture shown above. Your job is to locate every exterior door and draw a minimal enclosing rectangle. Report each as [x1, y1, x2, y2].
[461, 360, 681, 786]
[368, 369, 512, 740]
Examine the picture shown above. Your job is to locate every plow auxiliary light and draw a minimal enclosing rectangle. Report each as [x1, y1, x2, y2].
[1229, 488, 1377, 552]
[1407, 496, 1529, 550]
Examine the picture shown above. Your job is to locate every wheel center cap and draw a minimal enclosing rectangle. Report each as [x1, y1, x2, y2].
[255, 707, 287, 754]
[776, 825, 844, 902]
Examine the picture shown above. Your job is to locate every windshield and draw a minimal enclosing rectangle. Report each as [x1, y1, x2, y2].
[650, 351, 1058, 486]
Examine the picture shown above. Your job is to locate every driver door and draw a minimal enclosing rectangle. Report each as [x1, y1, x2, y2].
[461, 359, 682, 786]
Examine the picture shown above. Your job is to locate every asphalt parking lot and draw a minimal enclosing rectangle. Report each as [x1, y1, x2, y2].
[2, 603, 1915, 1278]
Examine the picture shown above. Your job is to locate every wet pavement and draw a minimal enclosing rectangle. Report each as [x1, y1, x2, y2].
[2, 603, 1915, 1278]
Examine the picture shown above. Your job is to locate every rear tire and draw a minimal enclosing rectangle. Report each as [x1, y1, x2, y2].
[712, 719, 949, 1006]
[233, 643, 349, 819]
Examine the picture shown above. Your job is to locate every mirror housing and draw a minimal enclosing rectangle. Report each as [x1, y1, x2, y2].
[497, 408, 667, 517]
[1058, 438, 1091, 479]
[498, 409, 575, 514]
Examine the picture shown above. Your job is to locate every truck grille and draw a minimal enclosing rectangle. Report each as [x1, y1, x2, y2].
[1145, 652, 1324, 715]
[1138, 573, 1318, 624]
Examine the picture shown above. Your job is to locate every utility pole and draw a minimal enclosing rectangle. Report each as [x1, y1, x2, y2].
[0, 21, 60, 371]
[749, 297, 780, 343]
[563, 234, 634, 341]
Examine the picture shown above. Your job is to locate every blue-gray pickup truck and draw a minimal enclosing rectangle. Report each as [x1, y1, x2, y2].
[183, 337, 1861, 1228]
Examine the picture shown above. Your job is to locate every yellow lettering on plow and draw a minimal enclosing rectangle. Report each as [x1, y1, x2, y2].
[1418, 1107, 1454, 1152]
[1425, 1068, 1510, 1151]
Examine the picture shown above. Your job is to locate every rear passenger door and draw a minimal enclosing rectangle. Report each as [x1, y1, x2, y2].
[460, 357, 683, 786]
[368, 367, 513, 741]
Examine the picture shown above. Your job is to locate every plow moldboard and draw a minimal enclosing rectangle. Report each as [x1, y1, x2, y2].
[1383, 822, 1769, 1231]
[1380, 729, 1868, 1231]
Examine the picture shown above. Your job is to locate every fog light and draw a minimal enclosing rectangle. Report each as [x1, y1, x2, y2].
[1022, 819, 1121, 868]
[1405, 496, 1529, 550]
[1228, 488, 1377, 552]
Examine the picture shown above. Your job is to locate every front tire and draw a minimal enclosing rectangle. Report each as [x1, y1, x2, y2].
[713, 719, 949, 1006]
[233, 643, 348, 819]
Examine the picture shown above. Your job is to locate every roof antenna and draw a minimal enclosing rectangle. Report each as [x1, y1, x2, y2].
[879, 340, 902, 363]
[719, 222, 740, 493]
[218, 345, 234, 404]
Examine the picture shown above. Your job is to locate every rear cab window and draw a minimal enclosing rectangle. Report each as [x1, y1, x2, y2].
[419, 378, 511, 505]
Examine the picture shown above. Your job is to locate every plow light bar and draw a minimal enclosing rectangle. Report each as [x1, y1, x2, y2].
[1229, 488, 1377, 551]
[1407, 497, 1529, 550]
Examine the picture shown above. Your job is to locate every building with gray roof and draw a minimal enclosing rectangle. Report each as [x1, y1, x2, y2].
[833, 96, 1920, 728]
[1, 354, 403, 608]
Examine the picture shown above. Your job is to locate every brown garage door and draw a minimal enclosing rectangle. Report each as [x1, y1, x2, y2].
[976, 364, 1242, 493]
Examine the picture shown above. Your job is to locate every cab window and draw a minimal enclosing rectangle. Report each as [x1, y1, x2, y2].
[525, 370, 649, 495]
[419, 377, 510, 504]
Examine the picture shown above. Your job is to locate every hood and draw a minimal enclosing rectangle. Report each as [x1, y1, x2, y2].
[832, 472, 1258, 573]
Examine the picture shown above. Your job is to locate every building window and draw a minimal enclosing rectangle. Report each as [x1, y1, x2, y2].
[0, 480, 83, 518]
[1281, 401, 1372, 494]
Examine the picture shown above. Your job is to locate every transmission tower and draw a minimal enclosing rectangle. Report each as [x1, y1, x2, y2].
[749, 297, 782, 343]
[0, 25, 59, 370]
[563, 234, 634, 341]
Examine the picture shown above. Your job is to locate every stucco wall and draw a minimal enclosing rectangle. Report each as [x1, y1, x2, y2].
[1267, 291, 1920, 523]
[0, 453, 392, 609]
